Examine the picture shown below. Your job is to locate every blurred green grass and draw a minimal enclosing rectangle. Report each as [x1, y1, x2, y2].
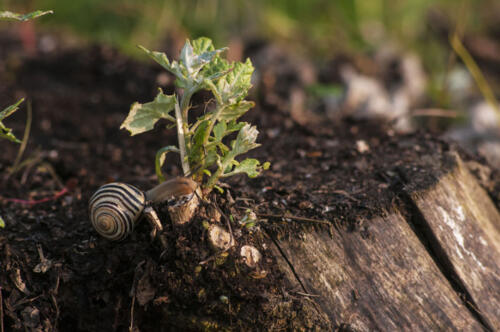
[2, 0, 493, 55]
[2, 0, 499, 109]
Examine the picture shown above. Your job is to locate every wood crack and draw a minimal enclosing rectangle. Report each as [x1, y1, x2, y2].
[397, 189, 493, 332]
[263, 227, 308, 294]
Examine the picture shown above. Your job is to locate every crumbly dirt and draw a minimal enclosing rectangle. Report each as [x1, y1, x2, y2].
[1, 29, 499, 331]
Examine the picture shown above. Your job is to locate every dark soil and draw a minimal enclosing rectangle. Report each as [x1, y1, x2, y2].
[1, 29, 498, 331]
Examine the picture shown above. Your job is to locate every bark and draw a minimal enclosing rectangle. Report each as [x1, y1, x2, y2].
[269, 153, 500, 331]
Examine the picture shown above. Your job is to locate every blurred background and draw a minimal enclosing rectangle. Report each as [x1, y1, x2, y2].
[3, 0, 500, 166]
[3, 0, 500, 103]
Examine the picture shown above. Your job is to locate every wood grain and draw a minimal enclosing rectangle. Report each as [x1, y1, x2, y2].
[270, 210, 484, 331]
[409, 156, 500, 330]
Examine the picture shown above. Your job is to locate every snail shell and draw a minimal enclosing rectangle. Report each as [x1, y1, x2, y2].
[89, 182, 146, 241]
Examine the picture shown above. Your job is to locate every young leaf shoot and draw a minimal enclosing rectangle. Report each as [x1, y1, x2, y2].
[122, 37, 268, 193]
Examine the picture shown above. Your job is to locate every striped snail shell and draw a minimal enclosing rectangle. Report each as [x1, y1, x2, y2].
[89, 182, 146, 241]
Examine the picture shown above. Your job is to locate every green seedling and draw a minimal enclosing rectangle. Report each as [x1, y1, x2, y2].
[121, 37, 269, 194]
[0, 10, 53, 21]
[0, 98, 24, 143]
[1, 9, 53, 228]
[0, 9, 52, 145]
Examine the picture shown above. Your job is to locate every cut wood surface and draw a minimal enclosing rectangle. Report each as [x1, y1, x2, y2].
[408, 156, 500, 330]
[270, 153, 499, 331]
[271, 211, 483, 331]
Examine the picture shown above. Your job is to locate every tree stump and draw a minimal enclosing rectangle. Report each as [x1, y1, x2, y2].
[269, 152, 499, 331]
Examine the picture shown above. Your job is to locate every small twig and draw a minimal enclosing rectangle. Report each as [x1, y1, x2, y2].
[9, 100, 32, 177]
[0, 286, 4, 332]
[40, 162, 65, 189]
[212, 200, 235, 247]
[1, 187, 68, 205]
[332, 190, 360, 203]
[50, 293, 59, 330]
[450, 33, 500, 122]
[129, 295, 135, 332]
[257, 213, 331, 225]
[412, 108, 461, 118]
[293, 291, 320, 298]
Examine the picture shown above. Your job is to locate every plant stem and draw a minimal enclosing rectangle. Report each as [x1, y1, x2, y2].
[450, 33, 500, 125]
[201, 81, 225, 167]
[205, 150, 234, 190]
[180, 87, 195, 123]
[174, 101, 190, 176]
[10, 100, 31, 175]
[155, 145, 180, 182]
[179, 87, 196, 174]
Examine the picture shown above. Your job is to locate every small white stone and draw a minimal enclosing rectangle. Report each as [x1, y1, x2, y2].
[240, 245, 262, 268]
[208, 225, 235, 250]
[356, 140, 370, 153]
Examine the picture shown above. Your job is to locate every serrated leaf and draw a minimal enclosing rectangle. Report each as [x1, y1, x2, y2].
[140, 39, 225, 89]
[216, 58, 254, 104]
[0, 98, 24, 143]
[180, 39, 226, 78]
[229, 159, 262, 178]
[213, 119, 245, 142]
[139, 45, 183, 78]
[219, 100, 254, 121]
[120, 90, 176, 136]
[227, 120, 245, 133]
[202, 55, 231, 79]
[192, 37, 215, 53]
[0, 10, 53, 21]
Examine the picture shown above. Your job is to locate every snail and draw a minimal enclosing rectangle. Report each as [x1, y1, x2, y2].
[89, 177, 199, 241]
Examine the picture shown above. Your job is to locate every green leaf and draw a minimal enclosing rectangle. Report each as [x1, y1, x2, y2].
[179, 39, 226, 83]
[138, 45, 171, 71]
[213, 121, 226, 142]
[139, 45, 187, 87]
[0, 99, 24, 121]
[0, 98, 24, 143]
[121, 90, 176, 136]
[219, 100, 254, 122]
[0, 10, 53, 21]
[213, 120, 245, 142]
[215, 58, 254, 104]
[229, 158, 262, 178]
[192, 37, 215, 53]
[213, 185, 224, 194]
[190, 120, 218, 170]
[140, 38, 225, 89]
[0, 215, 5, 228]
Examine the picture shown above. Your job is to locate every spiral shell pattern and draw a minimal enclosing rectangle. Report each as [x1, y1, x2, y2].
[89, 182, 146, 241]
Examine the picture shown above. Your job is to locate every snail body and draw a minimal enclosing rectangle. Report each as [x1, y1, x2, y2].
[89, 177, 199, 240]
[146, 177, 198, 206]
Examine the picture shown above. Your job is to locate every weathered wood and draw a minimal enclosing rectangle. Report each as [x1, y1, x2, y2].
[270, 209, 484, 331]
[408, 155, 500, 330]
